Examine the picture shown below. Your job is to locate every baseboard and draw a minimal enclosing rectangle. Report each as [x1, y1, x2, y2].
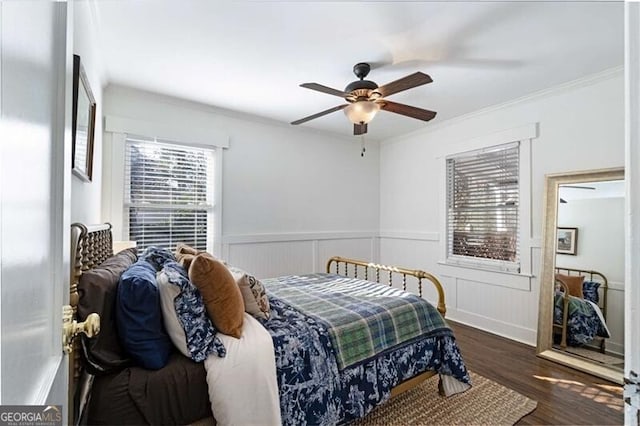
[446, 308, 537, 347]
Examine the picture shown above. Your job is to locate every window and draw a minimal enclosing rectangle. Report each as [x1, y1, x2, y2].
[124, 135, 214, 252]
[446, 142, 520, 272]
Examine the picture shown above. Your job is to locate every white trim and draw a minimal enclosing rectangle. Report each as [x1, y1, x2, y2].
[436, 125, 537, 281]
[378, 231, 439, 241]
[434, 123, 537, 160]
[444, 140, 520, 160]
[30, 356, 64, 405]
[625, 7, 640, 419]
[51, 0, 69, 357]
[213, 148, 223, 258]
[608, 281, 625, 292]
[105, 115, 230, 149]
[446, 308, 537, 347]
[383, 67, 622, 146]
[107, 133, 224, 254]
[108, 133, 126, 240]
[529, 237, 542, 248]
[223, 231, 378, 245]
[519, 137, 533, 276]
[606, 341, 624, 358]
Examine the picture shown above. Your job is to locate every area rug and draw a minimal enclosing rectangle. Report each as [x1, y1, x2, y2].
[564, 346, 624, 365]
[352, 371, 537, 426]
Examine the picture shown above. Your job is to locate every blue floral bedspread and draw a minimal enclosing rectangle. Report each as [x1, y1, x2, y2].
[259, 294, 470, 425]
[554, 293, 610, 346]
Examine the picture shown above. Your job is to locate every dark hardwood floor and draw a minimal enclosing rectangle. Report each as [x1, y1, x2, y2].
[449, 321, 624, 425]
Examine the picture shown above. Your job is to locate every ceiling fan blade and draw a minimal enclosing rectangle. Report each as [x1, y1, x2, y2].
[376, 72, 433, 98]
[354, 123, 368, 136]
[300, 83, 349, 98]
[561, 185, 596, 190]
[291, 104, 348, 125]
[380, 100, 437, 121]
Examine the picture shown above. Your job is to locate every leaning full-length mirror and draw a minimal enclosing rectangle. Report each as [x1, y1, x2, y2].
[537, 167, 624, 384]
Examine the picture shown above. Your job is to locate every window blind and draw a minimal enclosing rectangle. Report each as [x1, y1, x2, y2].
[124, 136, 214, 252]
[446, 142, 520, 272]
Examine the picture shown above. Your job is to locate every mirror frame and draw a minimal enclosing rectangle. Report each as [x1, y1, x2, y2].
[536, 167, 624, 384]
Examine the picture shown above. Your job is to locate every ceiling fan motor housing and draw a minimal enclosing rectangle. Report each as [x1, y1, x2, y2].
[344, 79, 378, 95]
[345, 62, 378, 98]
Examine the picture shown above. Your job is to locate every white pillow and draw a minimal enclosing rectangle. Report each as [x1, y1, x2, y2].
[227, 266, 271, 320]
[156, 271, 190, 357]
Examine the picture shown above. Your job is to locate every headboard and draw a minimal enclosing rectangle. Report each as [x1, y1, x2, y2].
[69, 223, 114, 424]
[326, 256, 447, 316]
[554, 266, 608, 317]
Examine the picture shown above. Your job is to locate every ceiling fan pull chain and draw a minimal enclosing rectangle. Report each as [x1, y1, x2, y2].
[361, 135, 366, 157]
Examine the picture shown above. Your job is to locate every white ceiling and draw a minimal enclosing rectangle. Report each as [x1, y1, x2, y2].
[93, 1, 624, 141]
[560, 180, 625, 201]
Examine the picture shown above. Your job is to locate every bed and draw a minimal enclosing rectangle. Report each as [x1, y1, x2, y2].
[68, 223, 470, 425]
[553, 267, 610, 352]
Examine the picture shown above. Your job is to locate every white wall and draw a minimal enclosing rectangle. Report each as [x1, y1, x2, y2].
[98, 67, 624, 348]
[70, 2, 103, 224]
[379, 69, 624, 345]
[102, 86, 380, 277]
[557, 196, 625, 354]
[557, 197, 624, 283]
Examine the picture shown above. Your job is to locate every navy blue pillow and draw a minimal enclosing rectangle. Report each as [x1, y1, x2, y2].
[582, 281, 600, 304]
[116, 259, 172, 369]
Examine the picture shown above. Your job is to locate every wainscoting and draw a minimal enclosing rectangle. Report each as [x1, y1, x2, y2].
[221, 232, 379, 279]
[379, 235, 540, 346]
[220, 232, 624, 354]
[605, 282, 625, 356]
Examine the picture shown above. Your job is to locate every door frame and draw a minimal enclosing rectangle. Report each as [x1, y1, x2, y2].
[625, 1, 640, 424]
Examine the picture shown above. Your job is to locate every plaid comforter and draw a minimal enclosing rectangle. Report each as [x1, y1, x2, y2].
[262, 273, 449, 370]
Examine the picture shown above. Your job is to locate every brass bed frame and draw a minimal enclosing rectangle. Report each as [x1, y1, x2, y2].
[69, 223, 114, 425]
[554, 266, 608, 353]
[68, 224, 449, 424]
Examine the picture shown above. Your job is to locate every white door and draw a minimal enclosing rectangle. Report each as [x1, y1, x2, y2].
[0, 0, 71, 422]
[626, 2, 640, 425]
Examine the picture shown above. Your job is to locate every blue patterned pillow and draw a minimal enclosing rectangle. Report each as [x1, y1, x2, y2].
[161, 261, 226, 361]
[139, 246, 176, 271]
[582, 281, 600, 304]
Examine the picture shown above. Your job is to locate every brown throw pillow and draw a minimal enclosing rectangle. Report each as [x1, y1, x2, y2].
[175, 244, 215, 271]
[175, 243, 199, 257]
[555, 273, 584, 298]
[177, 253, 196, 271]
[188, 254, 244, 338]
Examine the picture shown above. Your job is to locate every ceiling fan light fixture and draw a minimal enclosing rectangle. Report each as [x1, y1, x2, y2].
[344, 100, 380, 124]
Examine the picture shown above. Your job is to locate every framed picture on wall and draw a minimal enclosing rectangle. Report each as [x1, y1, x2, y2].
[72, 54, 96, 182]
[557, 227, 578, 255]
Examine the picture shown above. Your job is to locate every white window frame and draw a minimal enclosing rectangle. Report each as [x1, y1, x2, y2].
[104, 132, 224, 257]
[437, 124, 536, 290]
[123, 135, 215, 253]
[445, 141, 521, 273]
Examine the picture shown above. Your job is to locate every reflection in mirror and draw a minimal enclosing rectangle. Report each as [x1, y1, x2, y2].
[537, 168, 624, 384]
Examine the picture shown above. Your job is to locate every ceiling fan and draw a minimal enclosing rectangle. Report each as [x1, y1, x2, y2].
[291, 62, 437, 136]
